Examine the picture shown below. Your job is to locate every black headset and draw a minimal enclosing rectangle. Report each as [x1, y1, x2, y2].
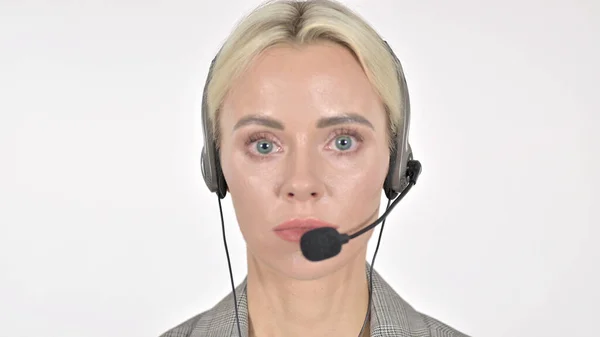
[200, 40, 420, 201]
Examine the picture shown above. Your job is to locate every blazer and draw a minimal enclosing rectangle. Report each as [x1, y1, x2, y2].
[160, 263, 470, 337]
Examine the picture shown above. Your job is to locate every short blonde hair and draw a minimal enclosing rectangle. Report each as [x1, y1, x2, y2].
[207, 0, 404, 148]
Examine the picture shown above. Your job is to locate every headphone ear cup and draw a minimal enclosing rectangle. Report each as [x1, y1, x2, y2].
[201, 143, 228, 199]
[214, 150, 228, 199]
[383, 143, 414, 200]
[200, 146, 215, 192]
[383, 154, 397, 200]
[384, 136, 403, 200]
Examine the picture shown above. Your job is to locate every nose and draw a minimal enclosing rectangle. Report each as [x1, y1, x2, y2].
[280, 151, 325, 202]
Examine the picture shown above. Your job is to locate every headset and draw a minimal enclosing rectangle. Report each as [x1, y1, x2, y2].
[199, 40, 422, 337]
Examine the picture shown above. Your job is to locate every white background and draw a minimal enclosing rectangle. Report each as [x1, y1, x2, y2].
[1, 0, 598, 336]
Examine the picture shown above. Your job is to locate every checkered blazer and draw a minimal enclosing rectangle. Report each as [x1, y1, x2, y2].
[160, 263, 470, 337]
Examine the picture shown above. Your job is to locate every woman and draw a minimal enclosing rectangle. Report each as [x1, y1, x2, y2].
[162, 0, 469, 336]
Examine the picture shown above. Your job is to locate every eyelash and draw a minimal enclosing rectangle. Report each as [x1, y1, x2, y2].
[243, 127, 364, 159]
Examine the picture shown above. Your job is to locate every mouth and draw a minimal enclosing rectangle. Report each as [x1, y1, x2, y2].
[273, 218, 339, 243]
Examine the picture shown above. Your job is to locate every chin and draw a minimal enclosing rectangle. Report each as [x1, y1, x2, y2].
[249, 243, 366, 281]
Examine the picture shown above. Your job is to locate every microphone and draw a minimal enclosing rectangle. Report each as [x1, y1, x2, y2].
[300, 160, 422, 262]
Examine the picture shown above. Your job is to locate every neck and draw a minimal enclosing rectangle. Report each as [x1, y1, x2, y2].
[246, 251, 371, 337]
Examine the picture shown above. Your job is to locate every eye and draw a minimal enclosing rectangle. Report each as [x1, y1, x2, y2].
[326, 128, 363, 154]
[244, 132, 281, 158]
[334, 135, 353, 151]
[256, 140, 274, 154]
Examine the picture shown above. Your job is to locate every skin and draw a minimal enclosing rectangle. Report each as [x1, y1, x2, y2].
[218, 40, 390, 337]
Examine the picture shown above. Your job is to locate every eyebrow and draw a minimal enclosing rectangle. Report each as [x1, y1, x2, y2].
[233, 115, 284, 130]
[232, 112, 374, 131]
[316, 113, 374, 129]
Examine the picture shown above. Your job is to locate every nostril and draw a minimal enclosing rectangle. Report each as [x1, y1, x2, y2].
[286, 192, 319, 198]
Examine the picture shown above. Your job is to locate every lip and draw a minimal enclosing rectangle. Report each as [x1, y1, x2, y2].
[273, 218, 339, 243]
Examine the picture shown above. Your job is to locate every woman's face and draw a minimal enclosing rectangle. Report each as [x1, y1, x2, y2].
[218, 41, 391, 280]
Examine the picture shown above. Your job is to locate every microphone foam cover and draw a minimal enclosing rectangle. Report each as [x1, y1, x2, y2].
[300, 227, 343, 262]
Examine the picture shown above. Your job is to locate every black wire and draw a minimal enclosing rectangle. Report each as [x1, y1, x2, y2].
[218, 196, 243, 337]
[356, 196, 393, 337]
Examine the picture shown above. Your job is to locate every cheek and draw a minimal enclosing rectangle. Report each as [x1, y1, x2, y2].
[222, 151, 277, 191]
[330, 166, 387, 214]
[314, 157, 389, 229]
[324, 151, 389, 196]
[221, 151, 287, 245]
[220, 150, 279, 218]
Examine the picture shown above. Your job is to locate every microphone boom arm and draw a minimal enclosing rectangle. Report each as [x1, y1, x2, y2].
[341, 160, 421, 242]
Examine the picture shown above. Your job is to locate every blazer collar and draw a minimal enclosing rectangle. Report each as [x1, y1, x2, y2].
[367, 264, 429, 336]
[193, 263, 427, 337]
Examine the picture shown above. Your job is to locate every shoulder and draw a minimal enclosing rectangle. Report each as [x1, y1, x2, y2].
[158, 310, 210, 337]
[158, 280, 246, 337]
[419, 313, 471, 337]
[369, 266, 470, 337]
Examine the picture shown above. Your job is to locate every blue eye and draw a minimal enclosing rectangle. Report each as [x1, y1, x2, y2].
[256, 140, 273, 154]
[334, 135, 352, 151]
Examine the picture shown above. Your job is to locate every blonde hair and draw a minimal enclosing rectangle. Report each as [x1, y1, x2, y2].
[207, 0, 404, 148]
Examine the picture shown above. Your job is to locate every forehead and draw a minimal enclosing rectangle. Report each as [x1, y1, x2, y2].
[220, 41, 385, 128]
[221, 42, 383, 123]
